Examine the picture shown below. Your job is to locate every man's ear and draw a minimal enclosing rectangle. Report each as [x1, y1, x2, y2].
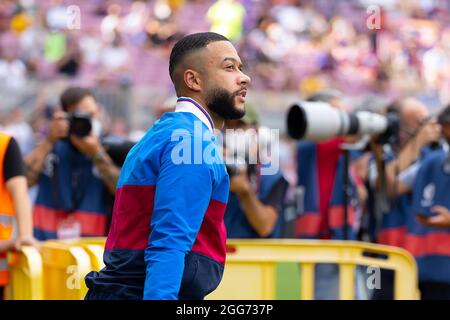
[184, 69, 202, 92]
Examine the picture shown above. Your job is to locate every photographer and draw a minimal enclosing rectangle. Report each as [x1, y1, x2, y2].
[370, 98, 441, 300]
[293, 91, 367, 300]
[393, 105, 450, 299]
[24, 87, 120, 240]
[294, 91, 364, 241]
[373, 99, 440, 244]
[382, 99, 441, 198]
[224, 105, 288, 238]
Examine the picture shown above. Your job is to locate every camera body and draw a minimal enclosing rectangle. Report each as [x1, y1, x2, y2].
[374, 111, 400, 146]
[101, 138, 135, 166]
[69, 112, 92, 137]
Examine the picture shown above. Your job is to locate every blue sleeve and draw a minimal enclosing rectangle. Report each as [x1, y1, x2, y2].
[143, 138, 213, 300]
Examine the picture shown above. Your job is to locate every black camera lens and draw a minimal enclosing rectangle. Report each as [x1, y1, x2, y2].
[69, 112, 92, 137]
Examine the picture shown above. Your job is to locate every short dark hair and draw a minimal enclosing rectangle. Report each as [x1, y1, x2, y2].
[60, 87, 94, 112]
[169, 32, 229, 82]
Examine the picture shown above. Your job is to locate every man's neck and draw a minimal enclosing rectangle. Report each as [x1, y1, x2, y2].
[183, 95, 224, 131]
[208, 110, 224, 131]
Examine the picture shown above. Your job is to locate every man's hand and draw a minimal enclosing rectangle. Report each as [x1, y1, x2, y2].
[417, 206, 450, 228]
[25, 112, 68, 187]
[229, 167, 251, 197]
[72, 134, 120, 195]
[48, 111, 70, 143]
[70, 134, 103, 157]
[14, 236, 41, 252]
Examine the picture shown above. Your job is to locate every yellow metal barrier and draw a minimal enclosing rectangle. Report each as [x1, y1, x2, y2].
[6, 246, 44, 300]
[206, 239, 419, 300]
[62, 238, 419, 300]
[40, 241, 93, 300]
[10, 238, 418, 300]
[38, 238, 106, 300]
[73, 238, 106, 271]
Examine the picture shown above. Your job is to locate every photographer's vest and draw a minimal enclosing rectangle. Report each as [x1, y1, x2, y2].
[377, 147, 439, 248]
[225, 167, 287, 238]
[295, 140, 360, 240]
[407, 149, 450, 284]
[0, 133, 15, 286]
[33, 140, 108, 240]
[377, 194, 410, 247]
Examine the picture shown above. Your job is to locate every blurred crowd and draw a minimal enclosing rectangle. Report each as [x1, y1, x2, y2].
[2, 0, 450, 96]
[3, 0, 450, 140]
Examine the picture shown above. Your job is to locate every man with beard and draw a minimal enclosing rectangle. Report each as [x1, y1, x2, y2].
[84, 32, 251, 300]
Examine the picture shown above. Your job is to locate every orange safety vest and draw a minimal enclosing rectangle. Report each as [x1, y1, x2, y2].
[0, 132, 15, 286]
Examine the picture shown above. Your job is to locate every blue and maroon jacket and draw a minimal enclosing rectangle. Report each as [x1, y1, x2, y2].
[409, 149, 450, 284]
[294, 140, 360, 240]
[85, 97, 230, 300]
[33, 140, 108, 240]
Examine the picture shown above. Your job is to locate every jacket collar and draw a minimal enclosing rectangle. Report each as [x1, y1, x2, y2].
[175, 97, 214, 133]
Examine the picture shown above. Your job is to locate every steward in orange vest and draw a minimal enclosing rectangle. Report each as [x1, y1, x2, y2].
[0, 132, 38, 298]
